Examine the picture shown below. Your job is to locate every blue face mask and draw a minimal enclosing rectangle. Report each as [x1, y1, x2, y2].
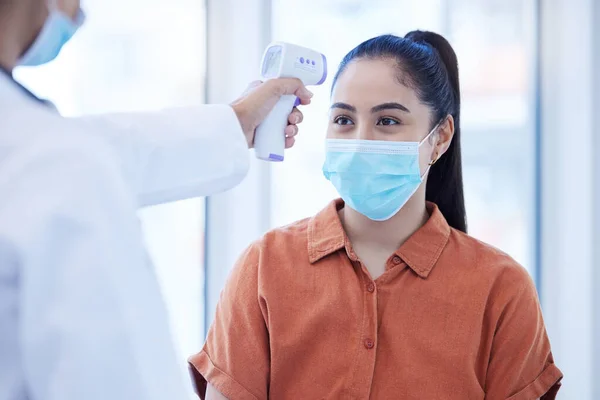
[322, 126, 438, 221]
[18, 7, 85, 67]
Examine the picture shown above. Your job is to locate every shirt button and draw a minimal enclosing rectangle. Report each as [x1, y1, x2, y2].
[392, 256, 402, 265]
[366, 282, 375, 293]
[364, 338, 375, 349]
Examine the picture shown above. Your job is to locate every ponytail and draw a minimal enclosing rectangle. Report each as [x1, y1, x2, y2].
[405, 30, 467, 233]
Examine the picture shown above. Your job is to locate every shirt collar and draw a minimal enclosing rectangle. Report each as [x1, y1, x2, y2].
[307, 199, 451, 279]
[0, 65, 47, 106]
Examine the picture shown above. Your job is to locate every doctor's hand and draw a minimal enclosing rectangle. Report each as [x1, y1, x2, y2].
[231, 78, 313, 148]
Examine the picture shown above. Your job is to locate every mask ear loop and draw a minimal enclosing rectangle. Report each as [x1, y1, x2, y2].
[419, 119, 444, 179]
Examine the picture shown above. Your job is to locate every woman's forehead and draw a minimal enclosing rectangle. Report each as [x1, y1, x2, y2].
[331, 59, 421, 109]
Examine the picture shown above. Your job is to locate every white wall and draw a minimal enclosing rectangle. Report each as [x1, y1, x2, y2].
[540, 0, 599, 397]
[203, 0, 273, 329]
[592, 1, 600, 396]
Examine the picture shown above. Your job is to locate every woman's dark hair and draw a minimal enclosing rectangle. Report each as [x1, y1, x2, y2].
[332, 32, 467, 233]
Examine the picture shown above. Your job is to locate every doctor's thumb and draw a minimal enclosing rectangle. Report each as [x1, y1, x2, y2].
[267, 78, 314, 105]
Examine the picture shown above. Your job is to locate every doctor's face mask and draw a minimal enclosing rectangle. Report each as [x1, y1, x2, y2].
[18, 0, 85, 67]
[322, 34, 463, 227]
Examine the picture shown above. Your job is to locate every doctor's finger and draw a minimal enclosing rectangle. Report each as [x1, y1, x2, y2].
[285, 136, 296, 149]
[288, 108, 303, 125]
[285, 124, 299, 137]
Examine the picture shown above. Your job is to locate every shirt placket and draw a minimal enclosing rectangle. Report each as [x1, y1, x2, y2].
[348, 259, 379, 399]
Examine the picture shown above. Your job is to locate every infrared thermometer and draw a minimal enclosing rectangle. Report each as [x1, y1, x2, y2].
[254, 42, 327, 161]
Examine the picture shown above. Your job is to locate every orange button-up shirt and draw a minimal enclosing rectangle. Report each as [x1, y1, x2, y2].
[190, 200, 562, 400]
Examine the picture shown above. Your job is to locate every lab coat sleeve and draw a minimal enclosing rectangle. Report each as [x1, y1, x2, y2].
[76, 104, 250, 207]
[8, 139, 191, 400]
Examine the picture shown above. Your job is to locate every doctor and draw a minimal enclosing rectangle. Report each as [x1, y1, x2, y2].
[0, 1, 311, 400]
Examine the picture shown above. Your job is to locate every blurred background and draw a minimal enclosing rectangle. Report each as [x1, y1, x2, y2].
[14, 0, 599, 398]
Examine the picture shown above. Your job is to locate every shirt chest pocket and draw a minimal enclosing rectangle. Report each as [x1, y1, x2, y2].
[265, 271, 366, 381]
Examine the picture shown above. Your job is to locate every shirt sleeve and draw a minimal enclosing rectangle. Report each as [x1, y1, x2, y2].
[188, 243, 270, 400]
[484, 266, 563, 400]
[74, 105, 249, 207]
[5, 139, 190, 400]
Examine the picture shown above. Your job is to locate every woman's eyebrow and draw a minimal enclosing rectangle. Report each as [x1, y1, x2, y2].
[371, 102, 411, 113]
[330, 102, 411, 113]
[330, 102, 357, 112]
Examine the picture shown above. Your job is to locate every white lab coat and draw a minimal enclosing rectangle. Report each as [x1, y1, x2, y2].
[0, 71, 249, 400]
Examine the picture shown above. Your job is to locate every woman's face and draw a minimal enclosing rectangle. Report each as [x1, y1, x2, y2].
[328, 58, 453, 172]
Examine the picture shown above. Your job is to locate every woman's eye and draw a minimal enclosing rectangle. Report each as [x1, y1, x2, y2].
[377, 117, 400, 126]
[334, 116, 354, 126]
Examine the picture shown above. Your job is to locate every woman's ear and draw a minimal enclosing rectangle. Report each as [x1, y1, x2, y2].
[433, 115, 455, 160]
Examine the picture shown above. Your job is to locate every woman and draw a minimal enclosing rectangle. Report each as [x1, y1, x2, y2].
[189, 32, 563, 400]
